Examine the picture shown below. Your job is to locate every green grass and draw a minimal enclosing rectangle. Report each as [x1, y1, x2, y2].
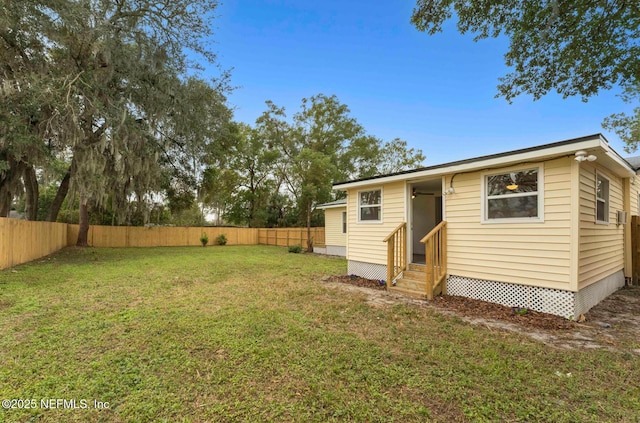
[0, 246, 638, 422]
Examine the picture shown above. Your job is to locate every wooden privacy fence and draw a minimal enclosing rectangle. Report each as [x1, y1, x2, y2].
[632, 215, 640, 284]
[0, 217, 325, 270]
[66, 225, 260, 248]
[258, 227, 325, 247]
[0, 217, 68, 270]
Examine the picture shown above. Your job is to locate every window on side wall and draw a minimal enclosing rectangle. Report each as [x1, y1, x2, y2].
[596, 173, 610, 223]
[358, 189, 382, 222]
[342, 211, 347, 233]
[484, 168, 541, 222]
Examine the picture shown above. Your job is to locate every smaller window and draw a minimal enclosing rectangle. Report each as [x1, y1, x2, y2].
[358, 189, 382, 222]
[596, 173, 610, 223]
[342, 211, 347, 234]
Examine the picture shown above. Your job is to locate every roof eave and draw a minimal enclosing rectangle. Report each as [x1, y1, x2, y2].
[334, 135, 634, 190]
[317, 203, 347, 210]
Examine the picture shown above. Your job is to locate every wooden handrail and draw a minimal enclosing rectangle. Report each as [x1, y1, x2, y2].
[383, 222, 406, 285]
[383, 222, 408, 242]
[420, 221, 447, 300]
[419, 220, 446, 244]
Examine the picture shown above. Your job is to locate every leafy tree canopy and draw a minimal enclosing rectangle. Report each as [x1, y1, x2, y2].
[411, 0, 640, 147]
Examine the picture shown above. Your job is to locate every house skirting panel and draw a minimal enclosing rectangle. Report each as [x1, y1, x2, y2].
[447, 272, 625, 318]
[326, 245, 346, 257]
[574, 270, 624, 317]
[313, 245, 346, 257]
[313, 246, 327, 255]
[447, 275, 576, 318]
[348, 260, 386, 282]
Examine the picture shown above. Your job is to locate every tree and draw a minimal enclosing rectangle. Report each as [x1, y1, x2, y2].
[603, 82, 640, 152]
[258, 94, 426, 250]
[221, 123, 281, 227]
[1, 0, 231, 244]
[411, 1, 640, 146]
[0, 0, 60, 219]
[378, 138, 427, 175]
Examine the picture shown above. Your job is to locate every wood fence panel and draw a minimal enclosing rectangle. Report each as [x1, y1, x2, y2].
[250, 227, 324, 248]
[128, 226, 156, 247]
[258, 229, 267, 245]
[163, 227, 182, 246]
[1, 218, 324, 270]
[92, 225, 127, 247]
[0, 219, 10, 268]
[67, 224, 79, 246]
[313, 227, 325, 245]
[0, 218, 68, 270]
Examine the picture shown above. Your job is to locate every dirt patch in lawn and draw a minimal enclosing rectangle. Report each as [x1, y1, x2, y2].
[322, 275, 640, 354]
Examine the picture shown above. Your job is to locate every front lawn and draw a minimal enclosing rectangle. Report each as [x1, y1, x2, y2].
[0, 246, 638, 422]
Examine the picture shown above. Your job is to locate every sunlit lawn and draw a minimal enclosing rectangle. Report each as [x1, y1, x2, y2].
[0, 246, 638, 422]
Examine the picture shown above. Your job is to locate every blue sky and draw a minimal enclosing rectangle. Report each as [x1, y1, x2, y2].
[208, 0, 634, 165]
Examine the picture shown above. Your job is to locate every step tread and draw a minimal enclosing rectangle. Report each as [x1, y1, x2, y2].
[388, 285, 426, 299]
[403, 270, 427, 280]
[408, 263, 427, 272]
[393, 281, 426, 296]
[395, 278, 425, 288]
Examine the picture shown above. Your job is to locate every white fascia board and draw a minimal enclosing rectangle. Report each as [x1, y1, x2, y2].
[602, 144, 636, 177]
[317, 204, 347, 210]
[334, 138, 605, 191]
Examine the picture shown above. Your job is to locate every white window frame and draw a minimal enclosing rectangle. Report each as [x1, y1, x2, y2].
[341, 211, 347, 234]
[481, 165, 544, 224]
[595, 172, 610, 224]
[357, 188, 383, 223]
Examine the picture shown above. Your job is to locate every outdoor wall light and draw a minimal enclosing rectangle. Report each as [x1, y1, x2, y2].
[443, 174, 456, 196]
[575, 150, 597, 162]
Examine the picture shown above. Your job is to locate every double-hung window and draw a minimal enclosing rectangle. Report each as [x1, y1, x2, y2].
[596, 173, 609, 223]
[342, 211, 347, 233]
[358, 189, 382, 222]
[484, 168, 542, 222]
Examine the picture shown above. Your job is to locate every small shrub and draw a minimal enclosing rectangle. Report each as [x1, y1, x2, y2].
[288, 244, 302, 254]
[200, 232, 209, 247]
[512, 307, 528, 316]
[215, 233, 227, 246]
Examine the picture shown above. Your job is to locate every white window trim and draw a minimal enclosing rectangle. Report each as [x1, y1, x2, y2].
[480, 164, 545, 224]
[595, 171, 610, 225]
[357, 187, 383, 224]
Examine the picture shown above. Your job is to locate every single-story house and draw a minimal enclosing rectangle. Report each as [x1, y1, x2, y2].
[329, 134, 640, 318]
[315, 199, 347, 257]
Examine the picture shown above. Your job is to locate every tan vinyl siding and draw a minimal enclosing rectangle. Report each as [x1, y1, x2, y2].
[324, 207, 346, 247]
[578, 163, 624, 288]
[446, 158, 573, 290]
[347, 182, 406, 265]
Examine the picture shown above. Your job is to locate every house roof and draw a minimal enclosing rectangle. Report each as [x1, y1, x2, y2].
[625, 156, 640, 170]
[316, 198, 347, 209]
[334, 133, 636, 190]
